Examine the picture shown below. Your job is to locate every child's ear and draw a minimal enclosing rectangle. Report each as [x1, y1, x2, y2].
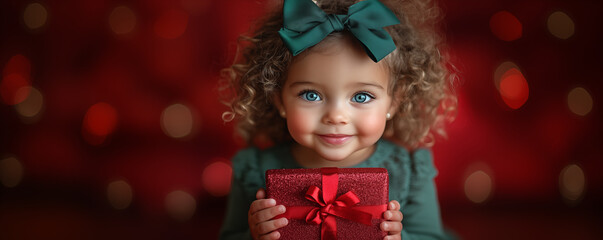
[272, 92, 284, 114]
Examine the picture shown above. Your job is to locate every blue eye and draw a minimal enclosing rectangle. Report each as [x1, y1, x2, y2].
[352, 92, 374, 103]
[300, 90, 321, 101]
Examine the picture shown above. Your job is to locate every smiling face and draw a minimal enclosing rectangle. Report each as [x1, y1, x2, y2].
[274, 35, 397, 167]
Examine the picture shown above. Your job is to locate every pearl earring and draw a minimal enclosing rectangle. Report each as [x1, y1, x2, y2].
[280, 111, 286, 118]
[386, 113, 391, 120]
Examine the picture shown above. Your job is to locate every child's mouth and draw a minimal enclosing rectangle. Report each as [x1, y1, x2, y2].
[318, 134, 352, 145]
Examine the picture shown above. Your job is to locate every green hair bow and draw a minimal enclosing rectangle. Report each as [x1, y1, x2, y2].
[278, 0, 400, 62]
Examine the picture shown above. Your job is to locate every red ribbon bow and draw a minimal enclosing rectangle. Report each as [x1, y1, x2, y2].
[305, 168, 372, 240]
[304, 185, 372, 226]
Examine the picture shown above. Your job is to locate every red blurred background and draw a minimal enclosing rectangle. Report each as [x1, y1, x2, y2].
[0, 0, 601, 239]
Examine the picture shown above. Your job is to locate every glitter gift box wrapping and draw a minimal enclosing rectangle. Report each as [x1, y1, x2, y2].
[266, 167, 389, 240]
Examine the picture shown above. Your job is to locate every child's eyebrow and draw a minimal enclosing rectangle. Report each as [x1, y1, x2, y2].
[289, 81, 318, 87]
[288, 81, 385, 90]
[355, 82, 385, 90]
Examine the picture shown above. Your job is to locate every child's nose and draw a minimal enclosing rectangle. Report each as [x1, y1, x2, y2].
[322, 102, 349, 125]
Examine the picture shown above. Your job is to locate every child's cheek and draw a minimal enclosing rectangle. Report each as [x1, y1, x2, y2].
[356, 112, 387, 141]
[285, 108, 318, 141]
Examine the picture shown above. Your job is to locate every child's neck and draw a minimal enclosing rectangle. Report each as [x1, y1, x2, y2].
[290, 143, 376, 168]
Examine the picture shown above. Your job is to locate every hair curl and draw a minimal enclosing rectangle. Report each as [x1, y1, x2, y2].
[220, 0, 458, 149]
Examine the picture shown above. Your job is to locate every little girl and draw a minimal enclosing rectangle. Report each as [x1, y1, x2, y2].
[219, 0, 456, 239]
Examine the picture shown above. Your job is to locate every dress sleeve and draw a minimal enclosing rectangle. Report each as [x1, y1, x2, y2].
[219, 148, 262, 240]
[399, 148, 446, 240]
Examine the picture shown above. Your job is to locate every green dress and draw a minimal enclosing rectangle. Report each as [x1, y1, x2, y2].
[219, 139, 447, 240]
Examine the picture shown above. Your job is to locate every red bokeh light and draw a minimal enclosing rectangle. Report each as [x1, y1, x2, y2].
[202, 159, 232, 197]
[1, 54, 32, 105]
[499, 68, 529, 109]
[489, 11, 522, 41]
[3, 54, 31, 78]
[1, 74, 31, 105]
[83, 102, 118, 138]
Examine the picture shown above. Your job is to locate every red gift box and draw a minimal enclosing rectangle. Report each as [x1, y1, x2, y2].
[266, 167, 388, 240]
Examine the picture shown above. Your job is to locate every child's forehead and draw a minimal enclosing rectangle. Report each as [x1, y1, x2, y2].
[286, 52, 390, 87]
[289, 50, 388, 74]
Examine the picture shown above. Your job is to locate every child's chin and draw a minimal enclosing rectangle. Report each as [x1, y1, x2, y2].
[317, 151, 350, 162]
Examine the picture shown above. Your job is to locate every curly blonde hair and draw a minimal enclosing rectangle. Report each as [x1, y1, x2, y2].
[220, 0, 457, 148]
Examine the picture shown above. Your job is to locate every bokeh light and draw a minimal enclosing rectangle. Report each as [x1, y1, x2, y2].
[489, 11, 522, 41]
[83, 102, 118, 145]
[464, 170, 493, 204]
[498, 67, 529, 109]
[161, 103, 194, 139]
[107, 179, 133, 210]
[23, 2, 48, 30]
[165, 190, 196, 221]
[3, 54, 31, 78]
[2, 54, 32, 105]
[0, 74, 31, 105]
[109, 6, 137, 35]
[493, 61, 519, 91]
[202, 160, 232, 197]
[154, 9, 189, 39]
[0, 157, 24, 188]
[547, 11, 575, 40]
[14, 86, 44, 119]
[559, 164, 585, 202]
[567, 87, 593, 116]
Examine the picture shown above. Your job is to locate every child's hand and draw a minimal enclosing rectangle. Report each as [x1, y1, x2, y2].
[381, 200, 403, 240]
[248, 188, 289, 240]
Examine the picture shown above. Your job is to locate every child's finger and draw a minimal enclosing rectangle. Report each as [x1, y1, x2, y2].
[383, 210, 403, 222]
[259, 230, 281, 240]
[383, 235, 401, 240]
[252, 205, 286, 223]
[249, 198, 276, 215]
[256, 188, 266, 199]
[388, 222, 403, 233]
[255, 217, 289, 235]
[388, 200, 400, 210]
[380, 221, 403, 234]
